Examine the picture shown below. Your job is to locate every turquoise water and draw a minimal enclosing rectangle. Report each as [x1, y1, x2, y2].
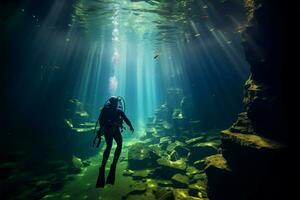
[1, 0, 250, 199]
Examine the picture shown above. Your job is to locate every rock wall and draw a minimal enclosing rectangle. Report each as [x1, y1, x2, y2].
[205, 1, 299, 200]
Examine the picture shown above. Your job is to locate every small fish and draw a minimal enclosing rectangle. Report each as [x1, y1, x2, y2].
[203, 5, 208, 9]
[195, 33, 200, 37]
[154, 53, 160, 59]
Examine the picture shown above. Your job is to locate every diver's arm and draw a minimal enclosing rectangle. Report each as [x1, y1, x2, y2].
[121, 111, 134, 132]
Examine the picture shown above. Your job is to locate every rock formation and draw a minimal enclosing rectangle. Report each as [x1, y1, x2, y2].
[204, 1, 299, 200]
[124, 88, 223, 199]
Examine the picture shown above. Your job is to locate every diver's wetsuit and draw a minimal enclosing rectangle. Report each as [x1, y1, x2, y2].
[97, 104, 133, 186]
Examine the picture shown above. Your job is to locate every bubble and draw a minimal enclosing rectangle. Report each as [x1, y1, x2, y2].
[109, 76, 118, 94]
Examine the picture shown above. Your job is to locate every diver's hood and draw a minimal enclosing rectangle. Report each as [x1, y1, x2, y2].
[108, 96, 119, 106]
[104, 96, 125, 111]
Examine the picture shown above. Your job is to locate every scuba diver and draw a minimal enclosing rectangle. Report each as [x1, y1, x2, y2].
[95, 96, 134, 188]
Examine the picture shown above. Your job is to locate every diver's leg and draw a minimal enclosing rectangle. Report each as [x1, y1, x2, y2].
[112, 129, 123, 166]
[96, 131, 113, 188]
[100, 132, 113, 168]
[106, 129, 122, 184]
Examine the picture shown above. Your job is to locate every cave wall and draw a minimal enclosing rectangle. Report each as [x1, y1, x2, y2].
[204, 0, 300, 200]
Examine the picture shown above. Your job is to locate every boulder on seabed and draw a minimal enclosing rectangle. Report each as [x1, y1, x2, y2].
[128, 143, 159, 170]
[173, 188, 203, 200]
[166, 141, 187, 153]
[157, 157, 187, 171]
[186, 166, 201, 177]
[156, 180, 174, 187]
[189, 180, 206, 192]
[203, 154, 232, 200]
[151, 157, 187, 179]
[220, 129, 284, 169]
[122, 182, 155, 200]
[132, 170, 151, 180]
[123, 169, 134, 176]
[153, 187, 174, 200]
[128, 182, 147, 195]
[186, 136, 205, 146]
[193, 160, 206, 170]
[175, 146, 190, 157]
[171, 173, 189, 187]
[188, 143, 218, 163]
[149, 144, 163, 157]
[159, 136, 174, 151]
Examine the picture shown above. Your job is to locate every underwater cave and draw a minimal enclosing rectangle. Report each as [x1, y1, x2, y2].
[1, 0, 299, 200]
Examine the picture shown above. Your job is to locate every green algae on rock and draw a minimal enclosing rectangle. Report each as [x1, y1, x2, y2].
[128, 142, 160, 170]
[157, 157, 187, 171]
[171, 173, 190, 187]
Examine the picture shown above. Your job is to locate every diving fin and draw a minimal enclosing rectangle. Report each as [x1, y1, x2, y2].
[96, 167, 105, 188]
[106, 165, 116, 185]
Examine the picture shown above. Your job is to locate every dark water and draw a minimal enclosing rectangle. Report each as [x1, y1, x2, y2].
[1, 0, 249, 199]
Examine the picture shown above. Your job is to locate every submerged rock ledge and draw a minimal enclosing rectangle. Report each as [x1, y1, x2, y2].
[221, 129, 284, 150]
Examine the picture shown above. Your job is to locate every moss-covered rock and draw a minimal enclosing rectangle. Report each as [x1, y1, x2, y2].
[186, 136, 205, 145]
[188, 181, 206, 192]
[186, 166, 201, 177]
[128, 143, 160, 170]
[188, 143, 218, 163]
[159, 136, 173, 150]
[151, 158, 187, 179]
[128, 182, 147, 195]
[157, 157, 187, 171]
[156, 179, 173, 187]
[221, 129, 284, 169]
[204, 154, 232, 200]
[204, 154, 231, 172]
[192, 173, 207, 183]
[171, 173, 189, 187]
[170, 145, 190, 161]
[193, 160, 205, 170]
[166, 141, 186, 153]
[173, 189, 203, 200]
[153, 187, 174, 200]
[125, 186, 156, 200]
[123, 169, 134, 176]
[132, 170, 151, 180]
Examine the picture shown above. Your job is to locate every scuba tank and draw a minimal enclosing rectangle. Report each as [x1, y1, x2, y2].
[92, 96, 126, 148]
[116, 96, 126, 133]
[117, 96, 126, 112]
